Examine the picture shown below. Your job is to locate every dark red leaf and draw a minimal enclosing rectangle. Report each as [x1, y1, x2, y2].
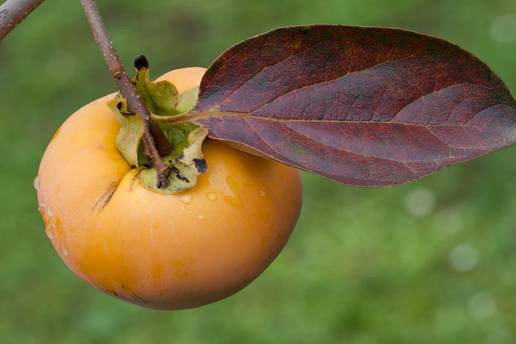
[192, 25, 516, 186]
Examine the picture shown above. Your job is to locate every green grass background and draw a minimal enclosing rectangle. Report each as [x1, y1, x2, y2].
[1, 0, 516, 343]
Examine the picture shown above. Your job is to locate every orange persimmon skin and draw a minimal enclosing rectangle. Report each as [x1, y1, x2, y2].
[35, 68, 302, 309]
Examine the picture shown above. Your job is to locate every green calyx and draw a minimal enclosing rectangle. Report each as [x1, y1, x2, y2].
[139, 127, 208, 194]
[107, 55, 207, 195]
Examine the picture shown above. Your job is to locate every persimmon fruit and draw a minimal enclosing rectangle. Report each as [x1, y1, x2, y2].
[35, 67, 303, 309]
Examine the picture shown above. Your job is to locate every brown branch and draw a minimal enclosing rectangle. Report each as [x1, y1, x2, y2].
[79, 0, 172, 188]
[0, 0, 45, 42]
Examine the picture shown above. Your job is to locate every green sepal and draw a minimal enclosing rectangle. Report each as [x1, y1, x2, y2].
[139, 127, 209, 194]
[176, 87, 200, 114]
[108, 97, 144, 167]
[161, 122, 199, 160]
[151, 86, 201, 125]
[134, 66, 180, 116]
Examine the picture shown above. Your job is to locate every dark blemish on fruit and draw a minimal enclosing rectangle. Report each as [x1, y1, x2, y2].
[194, 158, 207, 173]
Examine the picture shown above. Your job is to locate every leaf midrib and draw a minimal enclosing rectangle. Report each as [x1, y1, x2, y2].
[190, 110, 499, 129]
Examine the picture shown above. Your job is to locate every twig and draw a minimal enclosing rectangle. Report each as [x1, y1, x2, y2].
[79, 0, 172, 188]
[0, 0, 45, 42]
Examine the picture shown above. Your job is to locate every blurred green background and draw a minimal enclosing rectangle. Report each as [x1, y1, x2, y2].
[1, 0, 516, 343]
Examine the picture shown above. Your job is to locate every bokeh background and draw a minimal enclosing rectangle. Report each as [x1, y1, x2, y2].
[1, 0, 516, 343]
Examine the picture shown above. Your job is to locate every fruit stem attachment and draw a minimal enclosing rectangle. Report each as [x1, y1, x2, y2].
[79, 0, 172, 188]
[0, 0, 46, 42]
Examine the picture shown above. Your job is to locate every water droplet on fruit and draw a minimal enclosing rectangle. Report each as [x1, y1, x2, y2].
[62, 243, 69, 257]
[198, 214, 205, 220]
[259, 190, 266, 197]
[224, 176, 242, 207]
[225, 195, 242, 207]
[33, 176, 40, 191]
[46, 206, 53, 217]
[45, 226, 54, 240]
[38, 192, 46, 209]
[207, 192, 217, 201]
[207, 165, 242, 207]
[180, 195, 192, 204]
